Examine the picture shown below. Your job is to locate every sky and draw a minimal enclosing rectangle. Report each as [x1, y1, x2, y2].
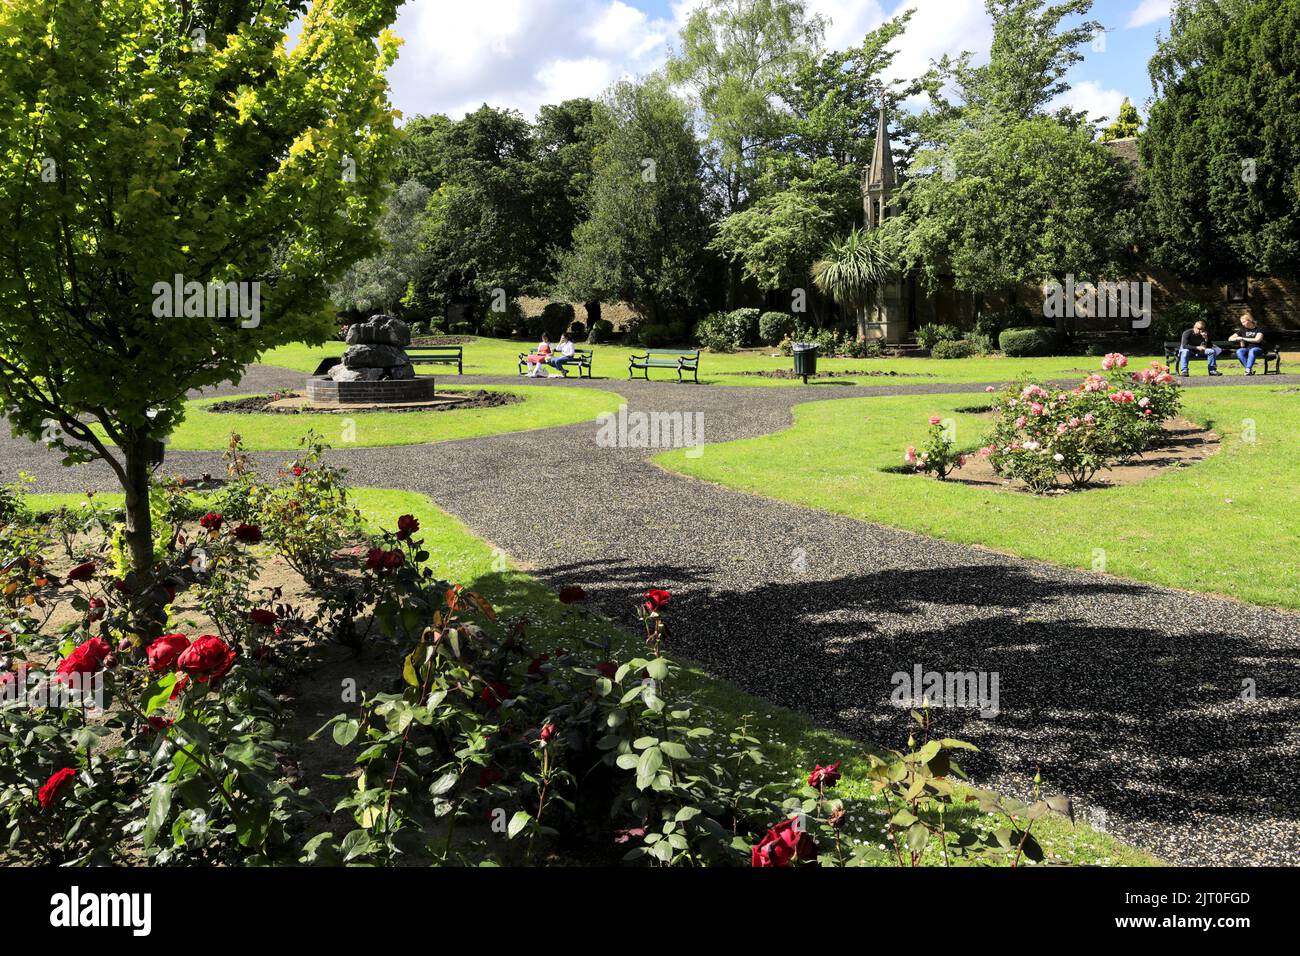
[382, 0, 1174, 128]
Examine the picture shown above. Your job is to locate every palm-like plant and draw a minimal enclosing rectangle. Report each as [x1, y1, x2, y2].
[811, 227, 894, 339]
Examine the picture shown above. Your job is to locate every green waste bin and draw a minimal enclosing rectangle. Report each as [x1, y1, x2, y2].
[792, 342, 819, 383]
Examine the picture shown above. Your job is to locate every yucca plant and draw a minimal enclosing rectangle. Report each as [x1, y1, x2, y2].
[812, 227, 895, 340]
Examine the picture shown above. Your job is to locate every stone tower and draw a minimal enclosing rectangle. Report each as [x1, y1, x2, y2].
[861, 101, 908, 343]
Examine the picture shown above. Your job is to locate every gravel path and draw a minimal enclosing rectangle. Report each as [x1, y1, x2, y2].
[4, 365, 1299, 865]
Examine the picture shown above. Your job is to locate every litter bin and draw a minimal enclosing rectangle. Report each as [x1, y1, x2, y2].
[792, 342, 819, 384]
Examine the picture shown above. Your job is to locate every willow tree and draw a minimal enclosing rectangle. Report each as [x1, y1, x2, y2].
[0, 0, 402, 575]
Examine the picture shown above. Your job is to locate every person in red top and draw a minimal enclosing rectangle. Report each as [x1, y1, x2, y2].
[526, 335, 553, 377]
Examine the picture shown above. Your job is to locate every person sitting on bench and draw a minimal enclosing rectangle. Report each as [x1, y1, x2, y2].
[1229, 317, 1268, 376]
[1178, 320, 1222, 377]
[526, 335, 553, 377]
[547, 334, 577, 375]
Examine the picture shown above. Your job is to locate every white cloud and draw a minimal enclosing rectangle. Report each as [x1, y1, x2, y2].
[386, 0, 675, 120]
[1127, 0, 1172, 29]
[1056, 79, 1127, 125]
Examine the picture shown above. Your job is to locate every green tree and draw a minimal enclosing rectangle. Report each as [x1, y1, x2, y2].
[668, 0, 826, 214]
[1141, 0, 1300, 282]
[812, 227, 896, 339]
[330, 180, 432, 315]
[0, 0, 401, 574]
[557, 77, 711, 327]
[1100, 97, 1142, 141]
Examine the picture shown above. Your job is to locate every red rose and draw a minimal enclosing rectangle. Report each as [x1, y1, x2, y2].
[87, 598, 106, 622]
[644, 589, 671, 613]
[146, 634, 190, 674]
[751, 818, 816, 868]
[480, 681, 510, 710]
[539, 723, 558, 744]
[38, 768, 77, 810]
[292, 466, 305, 477]
[0, 663, 29, 693]
[232, 523, 262, 544]
[177, 635, 236, 684]
[365, 548, 386, 572]
[808, 762, 841, 790]
[396, 514, 420, 540]
[249, 608, 278, 626]
[527, 655, 549, 675]
[382, 550, 405, 572]
[558, 585, 586, 604]
[170, 673, 189, 700]
[54, 637, 111, 684]
[67, 561, 97, 582]
[477, 767, 503, 788]
[147, 716, 173, 733]
[199, 512, 223, 531]
[595, 661, 617, 681]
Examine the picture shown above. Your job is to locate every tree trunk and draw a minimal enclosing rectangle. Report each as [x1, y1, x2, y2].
[585, 301, 601, 330]
[122, 436, 155, 578]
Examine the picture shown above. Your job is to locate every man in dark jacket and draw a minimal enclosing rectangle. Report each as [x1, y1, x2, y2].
[1178, 320, 1222, 376]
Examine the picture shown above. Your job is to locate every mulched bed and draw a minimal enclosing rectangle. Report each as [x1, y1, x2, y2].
[207, 391, 520, 415]
[411, 335, 480, 346]
[736, 369, 933, 380]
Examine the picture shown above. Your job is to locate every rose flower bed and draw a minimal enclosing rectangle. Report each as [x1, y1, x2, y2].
[1, 439, 1080, 867]
[905, 354, 1184, 493]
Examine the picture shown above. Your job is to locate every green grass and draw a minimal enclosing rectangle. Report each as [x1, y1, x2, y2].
[136, 384, 622, 452]
[659, 385, 1300, 609]
[21, 485, 1158, 866]
[260, 337, 1183, 388]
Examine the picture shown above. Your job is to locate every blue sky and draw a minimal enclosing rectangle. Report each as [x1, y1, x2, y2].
[384, 0, 1173, 128]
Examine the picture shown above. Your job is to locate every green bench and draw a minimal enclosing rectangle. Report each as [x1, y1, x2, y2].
[517, 348, 594, 378]
[407, 346, 463, 375]
[1162, 340, 1281, 375]
[629, 348, 700, 383]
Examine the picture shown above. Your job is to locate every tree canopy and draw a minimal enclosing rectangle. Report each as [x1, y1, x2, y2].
[0, 0, 402, 572]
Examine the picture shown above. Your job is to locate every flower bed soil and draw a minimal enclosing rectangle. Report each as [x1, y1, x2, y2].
[736, 369, 931, 381]
[207, 391, 521, 415]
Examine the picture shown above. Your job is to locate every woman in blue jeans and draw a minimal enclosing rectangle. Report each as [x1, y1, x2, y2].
[1229, 317, 1268, 375]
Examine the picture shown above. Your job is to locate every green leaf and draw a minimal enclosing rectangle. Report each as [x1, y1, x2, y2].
[142, 781, 172, 850]
[507, 811, 532, 839]
[636, 746, 663, 790]
[332, 719, 360, 746]
[142, 674, 178, 716]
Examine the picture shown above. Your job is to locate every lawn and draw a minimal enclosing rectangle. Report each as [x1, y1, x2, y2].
[128, 385, 623, 452]
[658, 385, 1300, 609]
[22, 486, 1158, 867]
[260, 337, 1182, 387]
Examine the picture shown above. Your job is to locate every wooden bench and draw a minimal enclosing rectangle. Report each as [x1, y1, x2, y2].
[1162, 341, 1281, 375]
[629, 348, 701, 383]
[517, 348, 594, 378]
[407, 346, 463, 375]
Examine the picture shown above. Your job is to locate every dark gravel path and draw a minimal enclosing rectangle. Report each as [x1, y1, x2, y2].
[4, 365, 1299, 865]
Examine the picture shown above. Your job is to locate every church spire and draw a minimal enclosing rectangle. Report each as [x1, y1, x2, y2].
[864, 100, 896, 228]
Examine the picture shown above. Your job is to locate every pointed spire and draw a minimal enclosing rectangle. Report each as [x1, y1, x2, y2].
[867, 100, 896, 192]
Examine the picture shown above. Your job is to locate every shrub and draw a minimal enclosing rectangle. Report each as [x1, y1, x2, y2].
[638, 323, 676, 348]
[999, 327, 1060, 357]
[482, 301, 524, 339]
[587, 318, 614, 344]
[916, 323, 962, 350]
[539, 302, 576, 339]
[570, 322, 586, 340]
[930, 338, 982, 360]
[904, 416, 966, 479]
[974, 306, 1035, 343]
[695, 312, 740, 352]
[980, 355, 1183, 492]
[1158, 299, 1216, 342]
[758, 311, 796, 346]
[841, 337, 884, 359]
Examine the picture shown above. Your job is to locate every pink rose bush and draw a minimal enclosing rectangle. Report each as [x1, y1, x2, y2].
[905, 415, 965, 480]
[984, 356, 1183, 492]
